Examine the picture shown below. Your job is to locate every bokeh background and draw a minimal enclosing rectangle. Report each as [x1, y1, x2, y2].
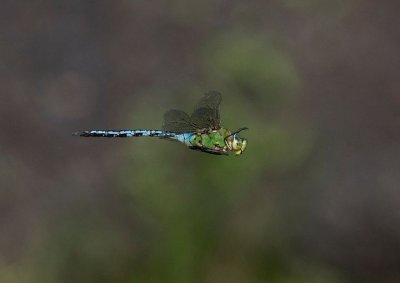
[1, 1, 400, 282]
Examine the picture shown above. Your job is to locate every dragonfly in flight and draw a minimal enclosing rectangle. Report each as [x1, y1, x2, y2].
[74, 91, 248, 155]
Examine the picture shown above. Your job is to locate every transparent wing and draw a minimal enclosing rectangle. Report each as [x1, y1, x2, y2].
[162, 109, 198, 133]
[190, 91, 222, 130]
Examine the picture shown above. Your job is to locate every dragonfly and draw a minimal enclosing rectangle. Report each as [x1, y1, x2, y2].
[74, 91, 248, 155]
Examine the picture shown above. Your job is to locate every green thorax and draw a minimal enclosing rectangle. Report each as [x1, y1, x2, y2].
[191, 128, 230, 149]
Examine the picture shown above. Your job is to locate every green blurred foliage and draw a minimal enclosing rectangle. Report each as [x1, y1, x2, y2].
[204, 33, 299, 109]
[0, 28, 325, 283]
[7, 0, 393, 281]
[112, 33, 319, 283]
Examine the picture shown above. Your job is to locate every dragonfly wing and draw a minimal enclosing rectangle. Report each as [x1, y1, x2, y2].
[190, 91, 222, 130]
[162, 109, 197, 133]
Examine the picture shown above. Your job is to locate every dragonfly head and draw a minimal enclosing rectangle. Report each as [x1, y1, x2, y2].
[224, 127, 248, 155]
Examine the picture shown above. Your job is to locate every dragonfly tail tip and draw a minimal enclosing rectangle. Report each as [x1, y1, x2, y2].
[72, 131, 87, 137]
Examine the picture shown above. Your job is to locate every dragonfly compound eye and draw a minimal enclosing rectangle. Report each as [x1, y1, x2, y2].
[231, 134, 242, 150]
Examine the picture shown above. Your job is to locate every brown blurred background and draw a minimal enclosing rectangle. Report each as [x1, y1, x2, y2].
[1, 1, 400, 282]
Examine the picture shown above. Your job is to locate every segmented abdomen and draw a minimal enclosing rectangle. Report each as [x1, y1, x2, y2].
[74, 130, 176, 138]
[173, 133, 197, 146]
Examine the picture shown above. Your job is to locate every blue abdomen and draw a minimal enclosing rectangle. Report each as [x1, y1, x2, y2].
[75, 130, 175, 138]
[173, 133, 196, 146]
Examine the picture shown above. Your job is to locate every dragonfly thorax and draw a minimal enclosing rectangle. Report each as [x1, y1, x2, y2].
[194, 129, 226, 149]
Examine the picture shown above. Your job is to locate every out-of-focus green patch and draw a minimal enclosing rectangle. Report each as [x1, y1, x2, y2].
[167, 0, 212, 24]
[203, 33, 299, 112]
[282, 0, 330, 9]
[116, 31, 316, 282]
[282, 0, 353, 13]
[0, 265, 34, 283]
[116, 33, 318, 283]
[118, 75, 315, 282]
[17, 202, 142, 283]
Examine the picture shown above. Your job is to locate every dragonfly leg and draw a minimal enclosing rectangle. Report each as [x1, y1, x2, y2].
[189, 146, 228, 156]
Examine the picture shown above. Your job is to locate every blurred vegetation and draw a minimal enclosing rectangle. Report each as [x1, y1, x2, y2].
[114, 33, 316, 282]
[1, 1, 400, 283]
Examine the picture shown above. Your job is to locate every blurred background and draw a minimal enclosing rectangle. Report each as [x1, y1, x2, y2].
[1, 1, 400, 282]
